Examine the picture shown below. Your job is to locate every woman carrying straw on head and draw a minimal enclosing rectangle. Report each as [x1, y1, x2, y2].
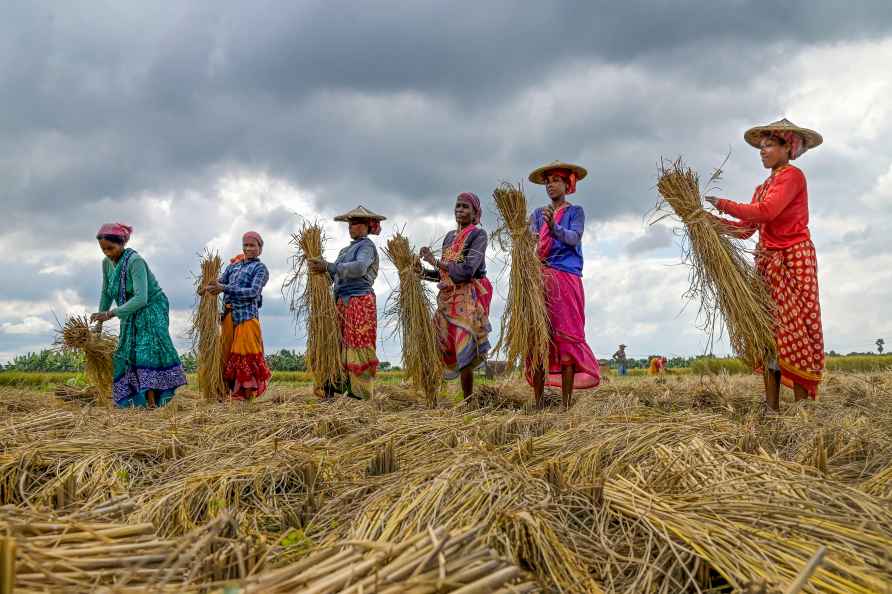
[527, 161, 601, 408]
[418, 192, 493, 399]
[705, 118, 824, 411]
[90, 223, 187, 408]
[308, 206, 385, 399]
[203, 231, 272, 401]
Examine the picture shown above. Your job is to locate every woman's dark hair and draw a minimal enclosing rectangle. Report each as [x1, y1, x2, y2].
[96, 233, 126, 245]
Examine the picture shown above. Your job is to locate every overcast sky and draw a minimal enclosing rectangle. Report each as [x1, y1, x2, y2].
[3, 1, 892, 364]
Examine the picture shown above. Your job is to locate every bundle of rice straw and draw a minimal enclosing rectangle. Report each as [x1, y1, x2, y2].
[383, 233, 442, 406]
[491, 182, 551, 373]
[190, 251, 228, 401]
[284, 223, 344, 389]
[54, 315, 116, 403]
[655, 158, 776, 367]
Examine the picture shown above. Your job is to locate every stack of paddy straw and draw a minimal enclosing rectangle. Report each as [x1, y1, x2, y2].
[285, 223, 344, 390]
[384, 232, 443, 406]
[491, 182, 551, 373]
[656, 158, 776, 367]
[191, 251, 228, 401]
[54, 315, 117, 403]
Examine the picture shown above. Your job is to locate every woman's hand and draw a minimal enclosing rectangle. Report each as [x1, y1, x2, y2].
[542, 206, 555, 229]
[419, 246, 437, 267]
[90, 311, 114, 323]
[703, 196, 720, 208]
[308, 257, 328, 273]
[205, 281, 225, 295]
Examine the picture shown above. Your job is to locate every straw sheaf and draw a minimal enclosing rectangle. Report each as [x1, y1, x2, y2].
[491, 182, 551, 373]
[283, 223, 345, 390]
[190, 251, 228, 402]
[54, 315, 116, 405]
[654, 158, 777, 368]
[383, 232, 444, 406]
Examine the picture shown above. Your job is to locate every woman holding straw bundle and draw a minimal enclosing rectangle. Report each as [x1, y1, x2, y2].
[526, 161, 601, 408]
[705, 119, 825, 410]
[203, 231, 272, 401]
[308, 206, 385, 399]
[90, 223, 186, 408]
[418, 192, 492, 399]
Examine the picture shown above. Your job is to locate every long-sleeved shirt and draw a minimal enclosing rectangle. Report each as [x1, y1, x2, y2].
[530, 203, 586, 276]
[219, 257, 269, 325]
[99, 251, 164, 319]
[327, 237, 378, 302]
[714, 165, 811, 250]
[421, 227, 488, 284]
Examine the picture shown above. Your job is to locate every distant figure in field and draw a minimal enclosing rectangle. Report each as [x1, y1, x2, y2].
[613, 344, 628, 376]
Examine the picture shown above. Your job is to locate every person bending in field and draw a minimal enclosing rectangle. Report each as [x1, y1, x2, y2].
[705, 118, 825, 412]
[202, 231, 272, 401]
[90, 223, 186, 408]
[526, 160, 601, 409]
[308, 206, 385, 400]
[418, 192, 493, 399]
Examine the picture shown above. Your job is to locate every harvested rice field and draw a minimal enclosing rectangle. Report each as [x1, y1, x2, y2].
[2, 373, 892, 593]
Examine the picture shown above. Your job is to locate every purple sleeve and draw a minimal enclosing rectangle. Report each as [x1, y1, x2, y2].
[446, 229, 487, 283]
[551, 206, 584, 246]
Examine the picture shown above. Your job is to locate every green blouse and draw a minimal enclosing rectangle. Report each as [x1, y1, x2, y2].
[99, 253, 164, 319]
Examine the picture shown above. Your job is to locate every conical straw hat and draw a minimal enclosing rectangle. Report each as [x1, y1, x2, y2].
[333, 205, 387, 222]
[744, 118, 822, 151]
[528, 160, 588, 185]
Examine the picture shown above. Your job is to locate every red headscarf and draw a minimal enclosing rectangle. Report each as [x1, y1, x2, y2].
[769, 131, 806, 160]
[96, 223, 133, 242]
[457, 192, 482, 224]
[545, 168, 577, 194]
[242, 231, 264, 252]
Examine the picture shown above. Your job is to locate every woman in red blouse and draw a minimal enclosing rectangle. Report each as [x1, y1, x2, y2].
[706, 118, 824, 411]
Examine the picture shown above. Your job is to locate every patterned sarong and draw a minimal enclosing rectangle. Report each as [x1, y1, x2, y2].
[757, 239, 824, 397]
[337, 293, 379, 399]
[221, 307, 271, 401]
[435, 225, 492, 376]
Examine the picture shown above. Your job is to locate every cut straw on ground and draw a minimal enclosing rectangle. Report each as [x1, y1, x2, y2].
[654, 158, 777, 368]
[383, 232, 443, 406]
[284, 223, 344, 390]
[191, 251, 228, 402]
[491, 182, 550, 373]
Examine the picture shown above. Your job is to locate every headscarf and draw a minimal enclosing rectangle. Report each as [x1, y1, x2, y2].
[544, 168, 577, 194]
[457, 192, 482, 224]
[242, 231, 264, 253]
[96, 223, 133, 243]
[769, 131, 806, 160]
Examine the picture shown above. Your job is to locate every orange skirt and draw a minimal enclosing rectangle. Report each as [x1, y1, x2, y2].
[221, 311, 271, 401]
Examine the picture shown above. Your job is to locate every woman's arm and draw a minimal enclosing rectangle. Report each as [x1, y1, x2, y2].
[98, 260, 112, 312]
[716, 169, 804, 224]
[550, 206, 584, 246]
[222, 263, 269, 299]
[329, 242, 375, 279]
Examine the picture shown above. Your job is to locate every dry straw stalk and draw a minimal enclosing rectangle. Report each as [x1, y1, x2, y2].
[383, 232, 443, 405]
[190, 251, 228, 401]
[655, 158, 777, 367]
[284, 223, 344, 389]
[54, 315, 116, 403]
[491, 182, 551, 373]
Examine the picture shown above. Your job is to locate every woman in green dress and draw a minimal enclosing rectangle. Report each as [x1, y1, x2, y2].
[90, 223, 186, 408]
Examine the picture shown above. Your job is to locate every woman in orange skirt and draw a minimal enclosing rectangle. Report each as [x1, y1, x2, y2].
[205, 231, 272, 400]
[706, 119, 825, 411]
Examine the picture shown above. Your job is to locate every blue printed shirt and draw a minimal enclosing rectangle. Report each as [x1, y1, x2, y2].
[529, 203, 586, 276]
[219, 257, 269, 325]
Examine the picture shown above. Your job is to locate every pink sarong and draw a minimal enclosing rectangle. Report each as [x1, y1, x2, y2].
[526, 205, 601, 389]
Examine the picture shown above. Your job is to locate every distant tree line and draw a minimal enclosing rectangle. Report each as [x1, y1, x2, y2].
[3, 348, 396, 373]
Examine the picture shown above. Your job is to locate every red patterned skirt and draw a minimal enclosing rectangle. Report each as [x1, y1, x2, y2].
[221, 310, 271, 401]
[336, 293, 379, 399]
[756, 239, 825, 397]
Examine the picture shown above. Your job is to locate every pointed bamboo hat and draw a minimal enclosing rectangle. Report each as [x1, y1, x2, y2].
[528, 160, 588, 185]
[744, 118, 823, 151]
[333, 205, 387, 222]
